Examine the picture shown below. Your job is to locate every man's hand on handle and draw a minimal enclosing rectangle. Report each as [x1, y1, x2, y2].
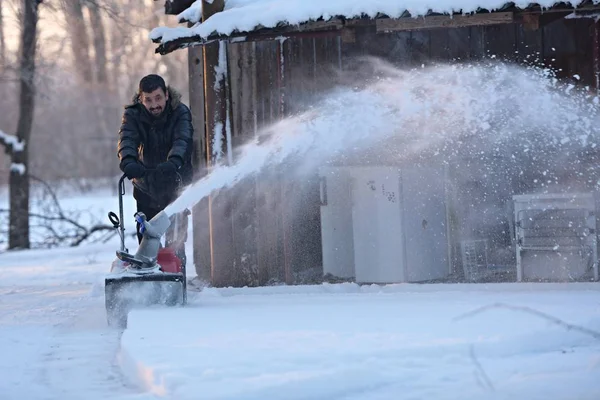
[157, 157, 182, 182]
[121, 158, 146, 179]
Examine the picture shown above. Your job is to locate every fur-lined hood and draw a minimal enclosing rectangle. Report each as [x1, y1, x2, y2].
[126, 85, 182, 110]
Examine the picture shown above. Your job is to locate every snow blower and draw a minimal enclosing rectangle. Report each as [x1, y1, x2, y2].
[104, 173, 189, 328]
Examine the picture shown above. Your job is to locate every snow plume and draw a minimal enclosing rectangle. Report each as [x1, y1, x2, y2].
[165, 58, 600, 216]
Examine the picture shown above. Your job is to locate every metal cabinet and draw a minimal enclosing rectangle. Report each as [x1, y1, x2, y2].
[514, 193, 599, 282]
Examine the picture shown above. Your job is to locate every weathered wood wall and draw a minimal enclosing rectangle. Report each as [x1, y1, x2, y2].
[217, 35, 342, 286]
[193, 17, 599, 286]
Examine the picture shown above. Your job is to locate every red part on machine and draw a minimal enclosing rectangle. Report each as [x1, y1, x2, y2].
[157, 247, 182, 273]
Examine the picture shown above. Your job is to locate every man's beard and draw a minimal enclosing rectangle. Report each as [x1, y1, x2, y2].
[150, 107, 163, 116]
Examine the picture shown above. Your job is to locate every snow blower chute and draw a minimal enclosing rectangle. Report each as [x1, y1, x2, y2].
[104, 173, 189, 328]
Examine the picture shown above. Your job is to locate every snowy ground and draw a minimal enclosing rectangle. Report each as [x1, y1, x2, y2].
[0, 182, 157, 400]
[1, 185, 600, 400]
[121, 284, 600, 400]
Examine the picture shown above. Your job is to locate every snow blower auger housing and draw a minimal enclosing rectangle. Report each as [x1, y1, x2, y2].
[104, 174, 189, 328]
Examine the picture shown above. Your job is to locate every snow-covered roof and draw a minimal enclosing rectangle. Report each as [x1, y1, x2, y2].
[150, 0, 600, 53]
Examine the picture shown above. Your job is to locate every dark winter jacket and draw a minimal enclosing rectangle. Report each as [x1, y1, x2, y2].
[117, 86, 194, 208]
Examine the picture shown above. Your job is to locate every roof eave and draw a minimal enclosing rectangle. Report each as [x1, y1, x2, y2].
[154, 3, 600, 55]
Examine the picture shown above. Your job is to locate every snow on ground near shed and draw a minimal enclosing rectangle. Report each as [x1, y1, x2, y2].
[122, 283, 600, 400]
[151, 0, 600, 44]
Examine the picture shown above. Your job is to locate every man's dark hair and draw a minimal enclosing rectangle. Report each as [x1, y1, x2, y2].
[139, 74, 167, 95]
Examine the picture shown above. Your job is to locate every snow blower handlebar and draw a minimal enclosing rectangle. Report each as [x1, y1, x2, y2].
[108, 173, 173, 269]
[108, 174, 128, 253]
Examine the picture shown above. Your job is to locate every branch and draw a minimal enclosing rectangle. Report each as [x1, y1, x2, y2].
[0, 128, 25, 155]
[1, 174, 119, 248]
[469, 345, 495, 392]
[29, 175, 87, 232]
[1, 207, 115, 247]
[454, 303, 600, 341]
[70, 223, 114, 246]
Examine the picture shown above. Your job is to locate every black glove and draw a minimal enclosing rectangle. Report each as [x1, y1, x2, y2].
[122, 159, 145, 179]
[156, 159, 178, 179]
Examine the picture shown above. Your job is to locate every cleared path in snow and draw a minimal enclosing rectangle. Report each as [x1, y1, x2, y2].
[0, 243, 159, 400]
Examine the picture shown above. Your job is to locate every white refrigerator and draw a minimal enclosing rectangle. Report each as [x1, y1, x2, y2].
[319, 165, 450, 284]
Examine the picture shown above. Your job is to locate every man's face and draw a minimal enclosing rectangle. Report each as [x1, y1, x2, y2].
[141, 88, 168, 116]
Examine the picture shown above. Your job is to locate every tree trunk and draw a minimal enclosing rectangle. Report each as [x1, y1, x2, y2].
[63, 0, 92, 82]
[9, 0, 39, 250]
[108, 6, 124, 88]
[86, 0, 107, 83]
[0, 0, 5, 70]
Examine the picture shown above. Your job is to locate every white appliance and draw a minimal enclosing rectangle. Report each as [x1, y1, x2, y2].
[319, 165, 449, 284]
[318, 167, 355, 279]
[513, 193, 599, 282]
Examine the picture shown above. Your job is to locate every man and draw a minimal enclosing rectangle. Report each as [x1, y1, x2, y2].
[117, 74, 193, 249]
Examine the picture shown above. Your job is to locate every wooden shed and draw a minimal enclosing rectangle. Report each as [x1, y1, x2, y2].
[152, 0, 600, 286]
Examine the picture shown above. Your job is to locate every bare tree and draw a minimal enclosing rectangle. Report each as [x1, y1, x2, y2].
[0, 0, 5, 70]
[62, 0, 92, 82]
[86, 0, 107, 83]
[2, 0, 41, 249]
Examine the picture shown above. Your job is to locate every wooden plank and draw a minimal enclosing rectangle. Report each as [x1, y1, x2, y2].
[254, 40, 286, 285]
[297, 37, 317, 101]
[188, 45, 212, 282]
[326, 36, 341, 73]
[447, 27, 471, 61]
[584, 19, 598, 89]
[314, 36, 332, 90]
[484, 23, 517, 61]
[296, 19, 343, 32]
[341, 28, 356, 44]
[229, 174, 260, 286]
[275, 37, 293, 285]
[227, 43, 243, 139]
[591, 21, 600, 166]
[336, 35, 344, 72]
[255, 41, 270, 285]
[255, 41, 269, 129]
[239, 41, 258, 136]
[410, 30, 430, 65]
[520, 14, 540, 31]
[371, 31, 412, 65]
[225, 41, 261, 286]
[266, 41, 277, 122]
[376, 12, 514, 32]
[256, 170, 285, 285]
[468, 26, 486, 59]
[279, 36, 334, 283]
[543, 19, 576, 56]
[283, 37, 300, 114]
[516, 22, 543, 64]
[390, 32, 412, 65]
[429, 28, 450, 61]
[187, 45, 206, 172]
[543, 19, 578, 79]
[238, 42, 260, 286]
